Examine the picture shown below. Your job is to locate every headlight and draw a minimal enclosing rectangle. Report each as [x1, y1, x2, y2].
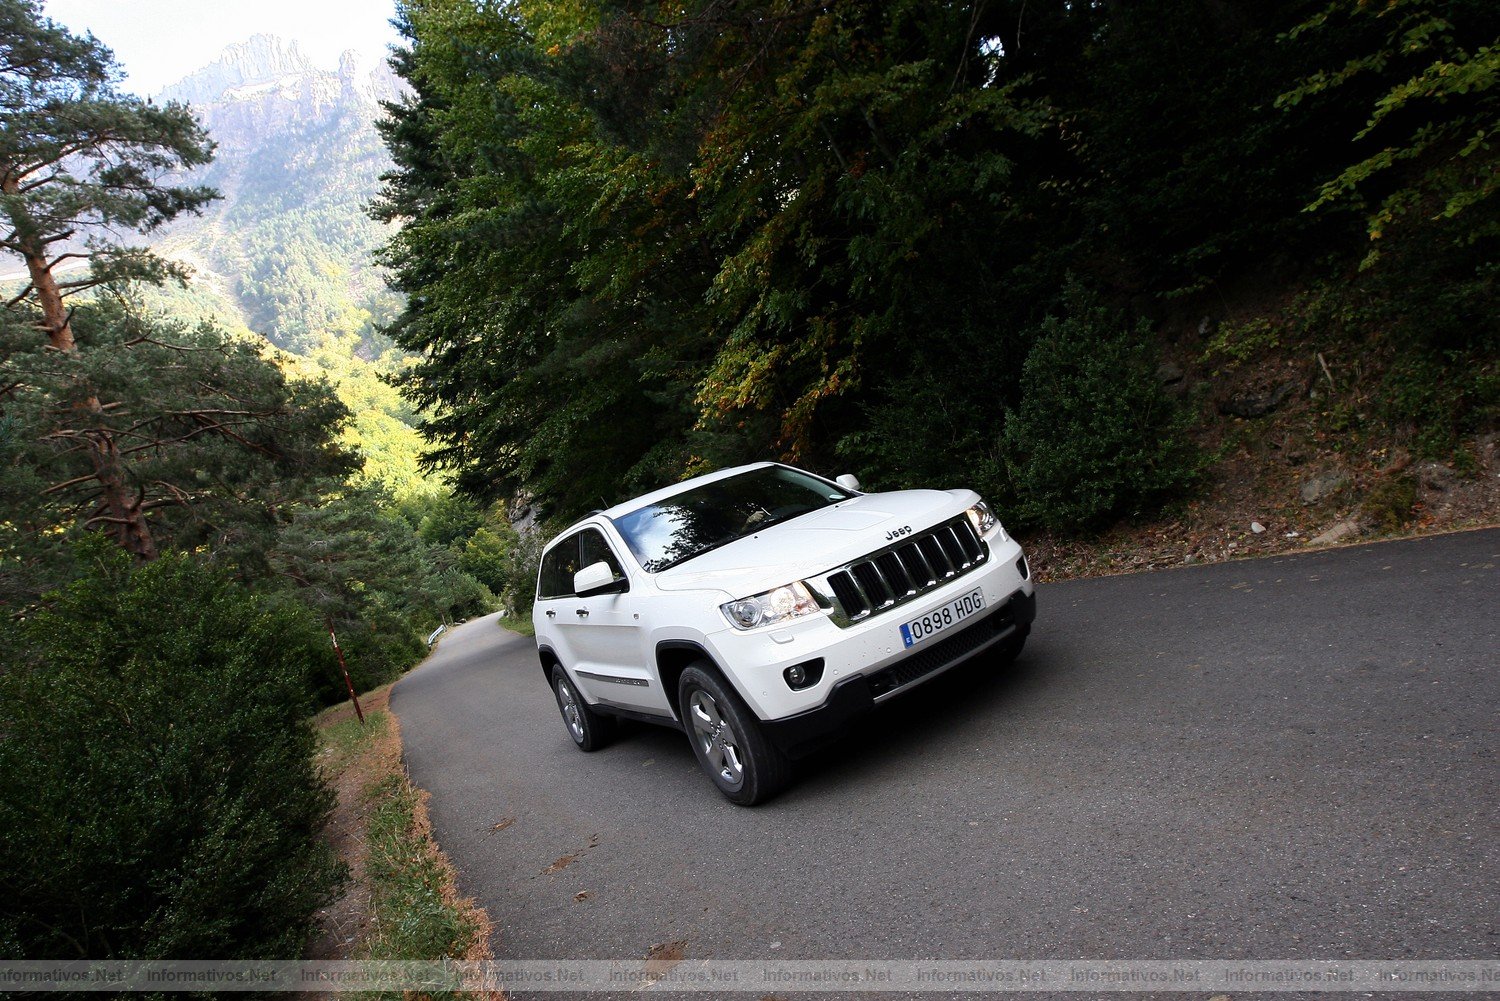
[966, 499, 1002, 538]
[721, 581, 824, 630]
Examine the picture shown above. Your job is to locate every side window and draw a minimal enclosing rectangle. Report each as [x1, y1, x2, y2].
[579, 529, 624, 578]
[537, 534, 582, 599]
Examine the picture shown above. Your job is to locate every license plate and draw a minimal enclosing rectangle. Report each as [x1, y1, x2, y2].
[900, 588, 986, 648]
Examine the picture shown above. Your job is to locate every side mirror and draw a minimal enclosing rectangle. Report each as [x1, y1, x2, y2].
[574, 561, 628, 598]
[836, 473, 862, 492]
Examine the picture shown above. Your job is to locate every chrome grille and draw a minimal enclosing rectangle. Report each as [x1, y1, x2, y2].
[822, 516, 987, 624]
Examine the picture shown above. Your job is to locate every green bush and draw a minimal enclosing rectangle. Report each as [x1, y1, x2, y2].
[1002, 284, 1199, 533]
[0, 544, 343, 958]
[1363, 473, 1420, 532]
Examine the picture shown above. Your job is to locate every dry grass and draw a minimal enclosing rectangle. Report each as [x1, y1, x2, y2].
[309, 684, 502, 999]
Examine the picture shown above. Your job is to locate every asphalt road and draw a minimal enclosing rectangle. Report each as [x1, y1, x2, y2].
[391, 530, 1497, 985]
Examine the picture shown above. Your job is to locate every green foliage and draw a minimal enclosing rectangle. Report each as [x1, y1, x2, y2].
[835, 367, 1009, 502]
[1281, 0, 1500, 259]
[361, 773, 477, 962]
[0, 0, 216, 307]
[378, 0, 1495, 533]
[1363, 473, 1420, 531]
[0, 294, 488, 701]
[1057, 0, 1365, 293]
[0, 543, 342, 958]
[377, 0, 1055, 519]
[266, 487, 494, 697]
[459, 525, 514, 594]
[1002, 285, 1199, 532]
[1221, 251, 1497, 457]
[1203, 317, 1285, 370]
[0, 297, 357, 605]
[1381, 342, 1500, 458]
[414, 493, 483, 549]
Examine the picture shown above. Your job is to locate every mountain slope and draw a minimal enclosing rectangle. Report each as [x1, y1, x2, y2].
[143, 36, 431, 497]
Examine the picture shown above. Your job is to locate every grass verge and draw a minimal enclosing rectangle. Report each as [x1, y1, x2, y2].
[312, 685, 499, 998]
[498, 613, 534, 638]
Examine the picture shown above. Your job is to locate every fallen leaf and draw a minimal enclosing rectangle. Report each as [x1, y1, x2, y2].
[645, 940, 687, 975]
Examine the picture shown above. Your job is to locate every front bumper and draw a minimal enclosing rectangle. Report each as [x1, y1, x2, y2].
[760, 588, 1035, 758]
[703, 531, 1033, 720]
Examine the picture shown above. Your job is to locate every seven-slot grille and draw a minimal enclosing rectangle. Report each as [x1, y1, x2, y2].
[823, 516, 987, 622]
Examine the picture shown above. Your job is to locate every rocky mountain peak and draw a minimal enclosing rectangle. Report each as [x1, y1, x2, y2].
[152, 36, 405, 156]
[158, 35, 316, 105]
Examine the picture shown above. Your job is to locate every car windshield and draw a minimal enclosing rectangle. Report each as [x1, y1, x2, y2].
[611, 466, 853, 572]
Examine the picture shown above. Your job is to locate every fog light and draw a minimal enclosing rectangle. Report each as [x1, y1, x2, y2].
[782, 658, 824, 691]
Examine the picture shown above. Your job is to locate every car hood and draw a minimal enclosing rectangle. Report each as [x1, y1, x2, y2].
[651, 488, 976, 595]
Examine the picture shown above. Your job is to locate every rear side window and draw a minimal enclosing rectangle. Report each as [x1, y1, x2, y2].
[579, 528, 623, 577]
[538, 534, 582, 599]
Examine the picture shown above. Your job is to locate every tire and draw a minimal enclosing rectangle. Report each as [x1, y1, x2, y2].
[551, 666, 616, 751]
[678, 664, 789, 806]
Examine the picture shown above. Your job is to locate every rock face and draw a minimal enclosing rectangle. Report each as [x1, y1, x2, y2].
[1218, 381, 1299, 419]
[1416, 462, 1457, 492]
[159, 35, 317, 106]
[1301, 470, 1350, 505]
[156, 35, 404, 156]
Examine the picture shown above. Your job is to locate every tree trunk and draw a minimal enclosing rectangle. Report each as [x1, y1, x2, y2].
[86, 428, 159, 561]
[16, 231, 158, 560]
[20, 239, 76, 351]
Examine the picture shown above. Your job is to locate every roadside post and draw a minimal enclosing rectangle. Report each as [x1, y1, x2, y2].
[327, 619, 365, 724]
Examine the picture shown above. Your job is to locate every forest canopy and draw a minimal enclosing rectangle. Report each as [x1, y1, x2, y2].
[377, 0, 1497, 528]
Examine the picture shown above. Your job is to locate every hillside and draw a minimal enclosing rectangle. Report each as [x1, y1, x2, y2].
[144, 36, 430, 498]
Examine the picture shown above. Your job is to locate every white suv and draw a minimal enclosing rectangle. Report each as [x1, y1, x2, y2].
[533, 462, 1036, 804]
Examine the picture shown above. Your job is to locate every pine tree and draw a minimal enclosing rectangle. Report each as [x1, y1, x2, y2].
[0, 0, 214, 559]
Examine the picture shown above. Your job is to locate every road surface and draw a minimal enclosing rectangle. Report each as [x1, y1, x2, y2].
[391, 530, 1497, 982]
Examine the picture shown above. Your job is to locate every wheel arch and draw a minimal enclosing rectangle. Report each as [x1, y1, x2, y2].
[537, 644, 562, 685]
[655, 640, 742, 721]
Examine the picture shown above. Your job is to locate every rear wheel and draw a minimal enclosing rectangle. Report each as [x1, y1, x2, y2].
[678, 664, 788, 806]
[551, 666, 616, 751]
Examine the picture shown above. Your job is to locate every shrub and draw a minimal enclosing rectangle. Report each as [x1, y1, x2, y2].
[1363, 473, 1420, 532]
[0, 543, 343, 958]
[1002, 284, 1199, 532]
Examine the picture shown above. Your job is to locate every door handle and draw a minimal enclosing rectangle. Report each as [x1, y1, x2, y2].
[545, 610, 556, 618]
[575, 608, 589, 618]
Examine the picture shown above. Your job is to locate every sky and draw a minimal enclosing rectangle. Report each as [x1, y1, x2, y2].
[42, 0, 403, 96]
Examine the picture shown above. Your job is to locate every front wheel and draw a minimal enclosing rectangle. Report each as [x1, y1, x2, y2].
[551, 667, 616, 751]
[678, 664, 789, 806]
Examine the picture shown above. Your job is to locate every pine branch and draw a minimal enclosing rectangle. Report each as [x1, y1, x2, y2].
[40, 473, 101, 496]
[4, 282, 36, 309]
